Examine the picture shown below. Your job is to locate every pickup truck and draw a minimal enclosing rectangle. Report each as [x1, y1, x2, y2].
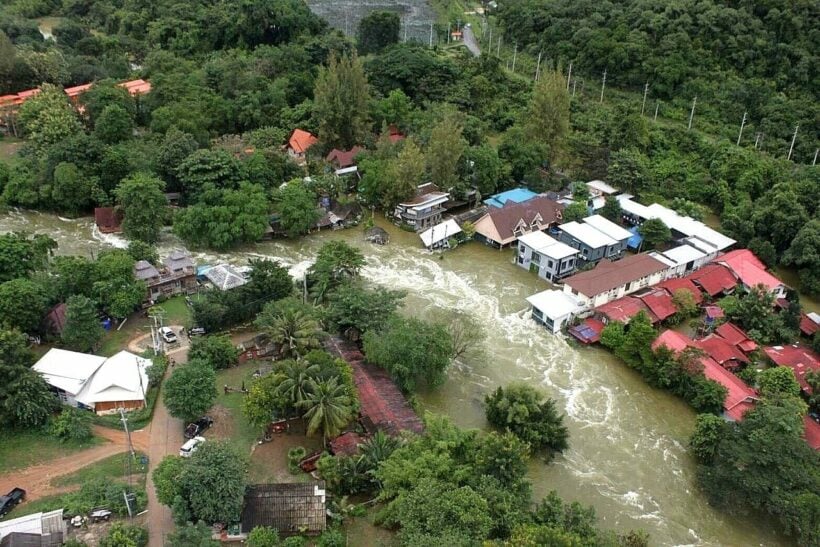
[0, 487, 26, 517]
[184, 416, 214, 439]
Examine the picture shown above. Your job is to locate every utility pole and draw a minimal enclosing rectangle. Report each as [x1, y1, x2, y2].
[566, 62, 572, 91]
[572, 78, 577, 96]
[487, 26, 492, 51]
[511, 44, 517, 72]
[737, 111, 747, 146]
[535, 51, 542, 81]
[813, 148, 818, 166]
[787, 124, 798, 160]
[447, 23, 451, 44]
[404, 23, 408, 42]
[429, 22, 433, 47]
[599, 69, 606, 103]
[641, 82, 649, 115]
[654, 102, 659, 121]
[754, 132, 763, 150]
[687, 96, 696, 130]
[497, 35, 501, 56]
[120, 408, 135, 459]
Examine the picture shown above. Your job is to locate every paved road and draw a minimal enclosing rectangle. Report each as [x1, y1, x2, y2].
[145, 345, 188, 547]
[463, 25, 480, 56]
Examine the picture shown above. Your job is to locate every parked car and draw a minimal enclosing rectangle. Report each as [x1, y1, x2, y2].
[0, 487, 26, 517]
[189, 326, 206, 336]
[179, 436, 205, 458]
[159, 326, 177, 344]
[89, 507, 112, 522]
[184, 416, 214, 439]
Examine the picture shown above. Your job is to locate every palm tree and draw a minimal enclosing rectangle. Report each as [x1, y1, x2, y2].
[265, 308, 321, 358]
[298, 377, 354, 444]
[275, 359, 320, 410]
[359, 430, 401, 489]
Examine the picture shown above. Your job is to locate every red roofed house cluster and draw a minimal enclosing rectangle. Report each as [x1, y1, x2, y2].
[763, 344, 820, 396]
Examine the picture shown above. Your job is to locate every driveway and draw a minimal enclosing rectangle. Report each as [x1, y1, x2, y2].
[145, 345, 188, 547]
[463, 25, 480, 56]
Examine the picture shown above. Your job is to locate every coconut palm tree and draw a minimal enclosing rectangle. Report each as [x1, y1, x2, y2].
[298, 377, 354, 444]
[359, 430, 401, 489]
[264, 307, 322, 358]
[275, 359, 320, 410]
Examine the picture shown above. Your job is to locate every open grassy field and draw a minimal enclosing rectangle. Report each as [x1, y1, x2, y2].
[98, 295, 192, 356]
[0, 429, 100, 474]
[52, 451, 148, 488]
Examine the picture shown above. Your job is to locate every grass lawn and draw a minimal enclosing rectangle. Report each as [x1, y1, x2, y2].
[52, 451, 149, 488]
[98, 296, 191, 357]
[0, 137, 22, 160]
[215, 361, 263, 451]
[154, 296, 193, 326]
[0, 429, 101, 474]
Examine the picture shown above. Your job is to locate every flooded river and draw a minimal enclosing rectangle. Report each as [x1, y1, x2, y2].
[1, 209, 788, 546]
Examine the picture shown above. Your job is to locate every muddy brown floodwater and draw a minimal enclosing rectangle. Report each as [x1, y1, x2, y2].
[1, 209, 789, 546]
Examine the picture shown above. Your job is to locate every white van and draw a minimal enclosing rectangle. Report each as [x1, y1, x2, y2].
[179, 436, 205, 458]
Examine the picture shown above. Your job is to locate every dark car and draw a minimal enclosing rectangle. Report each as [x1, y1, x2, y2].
[0, 487, 26, 517]
[184, 416, 214, 439]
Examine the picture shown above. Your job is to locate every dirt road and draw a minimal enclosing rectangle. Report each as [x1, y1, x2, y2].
[145, 345, 187, 547]
[0, 426, 147, 503]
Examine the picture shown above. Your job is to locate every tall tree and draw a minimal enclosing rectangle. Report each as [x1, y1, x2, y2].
[115, 173, 167, 243]
[358, 10, 400, 55]
[257, 302, 322, 359]
[313, 52, 371, 149]
[188, 335, 239, 370]
[94, 104, 134, 144]
[485, 383, 569, 453]
[298, 376, 355, 443]
[163, 360, 217, 422]
[17, 84, 83, 156]
[384, 139, 425, 209]
[51, 162, 97, 216]
[0, 232, 56, 283]
[638, 218, 672, 249]
[427, 114, 466, 191]
[0, 278, 48, 333]
[177, 441, 248, 525]
[525, 69, 569, 164]
[274, 181, 320, 237]
[0, 329, 55, 428]
[61, 295, 104, 352]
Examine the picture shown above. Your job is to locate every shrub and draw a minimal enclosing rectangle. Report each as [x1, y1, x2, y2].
[99, 523, 148, 547]
[287, 446, 306, 474]
[146, 354, 168, 387]
[50, 407, 93, 442]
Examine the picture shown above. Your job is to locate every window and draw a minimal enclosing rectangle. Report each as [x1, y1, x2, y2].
[532, 253, 541, 264]
[582, 248, 589, 258]
[532, 308, 543, 320]
[546, 259, 554, 269]
[519, 244, 526, 254]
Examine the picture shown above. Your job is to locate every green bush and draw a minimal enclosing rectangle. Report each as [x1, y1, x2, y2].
[99, 523, 148, 547]
[50, 407, 93, 442]
[287, 446, 306, 474]
[146, 354, 168, 387]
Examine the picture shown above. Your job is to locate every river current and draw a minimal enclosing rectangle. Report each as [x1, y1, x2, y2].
[1, 210, 787, 546]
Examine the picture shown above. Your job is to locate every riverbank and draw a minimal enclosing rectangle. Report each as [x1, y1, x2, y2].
[0, 209, 790, 545]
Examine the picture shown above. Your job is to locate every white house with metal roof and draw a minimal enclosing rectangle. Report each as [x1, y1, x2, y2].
[558, 221, 621, 264]
[33, 349, 151, 414]
[419, 219, 462, 250]
[660, 244, 709, 276]
[516, 231, 580, 282]
[526, 289, 584, 333]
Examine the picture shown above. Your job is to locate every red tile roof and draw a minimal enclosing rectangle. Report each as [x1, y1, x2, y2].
[324, 338, 423, 436]
[119, 79, 152, 95]
[700, 356, 757, 421]
[64, 83, 93, 97]
[326, 146, 363, 168]
[763, 344, 820, 394]
[652, 330, 695, 353]
[714, 322, 757, 353]
[329, 431, 365, 456]
[714, 249, 783, 292]
[800, 314, 819, 337]
[705, 305, 725, 320]
[287, 129, 318, 154]
[596, 296, 658, 324]
[564, 254, 669, 299]
[639, 290, 677, 321]
[688, 264, 737, 296]
[658, 277, 704, 304]
[804, 417, 820, 451]
[696, 334, 750, 368]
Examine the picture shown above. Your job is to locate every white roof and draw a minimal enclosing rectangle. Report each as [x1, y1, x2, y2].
[586, 180, 618, 195]
[526, 290, 583, 320]
[661, 244, 707, 266]
[334, 166, 358, 175]
[616, 195, 653, 218]
[32, 348, 106, 396]
[683, 235, 719, 255]
[807, 312, 820, 325]
[517, 231, 579, 260]
[582, 214, 632, 241]
[420, 219, 462, 248]
[76, 350, 150, 405]
[589, 196, 606, 210]
[0, 509, 63, 538]
[559, 221, 618, 248]
[33, 349, 150, 406]
[205, 264, 248, 291]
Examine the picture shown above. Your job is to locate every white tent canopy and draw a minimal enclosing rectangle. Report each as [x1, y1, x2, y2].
[420, 219, 462, 248]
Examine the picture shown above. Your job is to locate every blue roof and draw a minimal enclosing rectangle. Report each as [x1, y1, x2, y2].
[483, 188, 538, 208]
[627, 226, 643, 250]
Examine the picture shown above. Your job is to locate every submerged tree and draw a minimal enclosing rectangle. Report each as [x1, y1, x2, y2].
[485, 383, 569, 454]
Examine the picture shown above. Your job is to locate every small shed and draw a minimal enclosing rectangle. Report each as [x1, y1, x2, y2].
[364, 226, 389, 245]
[204, 264, 248, 291]
[94, 207, 123, 234]
[241, 483, 327, 538]
[419, 219, 462, 249]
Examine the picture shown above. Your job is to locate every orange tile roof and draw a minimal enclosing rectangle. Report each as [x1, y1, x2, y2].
[288, 128, 318, 154]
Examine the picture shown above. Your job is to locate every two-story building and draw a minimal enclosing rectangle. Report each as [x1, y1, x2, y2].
[658, 243, 708, 277]
[557, 221, 622, 265]
[562, 253, 671, 309]
[473, 196, 564, 248]
[526, 289, 584, 333]
[133, 251, 197, 305]
[516, 231, 580, 282]
[393, 183, 451, 232]
[580, 214, 632, 255]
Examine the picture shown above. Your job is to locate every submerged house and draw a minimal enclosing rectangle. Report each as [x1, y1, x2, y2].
[526, 289, 584, 334]
[32, 349, 151, 414]
[473, 196, 564, 248]
[516, 231, 579, 282]
[94, 207, 123, 234]
[562, 253, 671, 309]
[420, 219, 462, 250]
[557, 218, 627, 265]
[393, 183, 450, 232]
